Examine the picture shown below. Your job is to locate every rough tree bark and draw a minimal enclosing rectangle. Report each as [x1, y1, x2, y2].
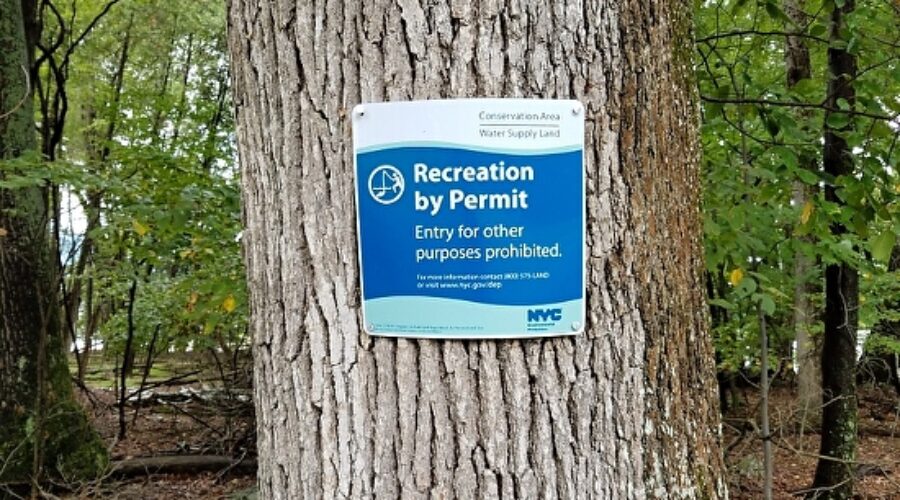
[227, 1, 726, 498]
[0, 0, 106, 485]
[810, 0, 859, 497]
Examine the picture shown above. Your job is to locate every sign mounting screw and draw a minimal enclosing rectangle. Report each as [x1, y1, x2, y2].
[571, 321, 581, 331]
[572, 105, 581, 116]
[356, 106, 366, 117]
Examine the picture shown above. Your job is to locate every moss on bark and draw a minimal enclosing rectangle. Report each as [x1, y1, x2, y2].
[0, 328, 107, 484]
[1, 403, 108, 484]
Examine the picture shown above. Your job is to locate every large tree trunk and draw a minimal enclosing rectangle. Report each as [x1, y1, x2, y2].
[811, 0, 859, 497]
[227, 1, 726, 498]
[0, 0, 106, 485]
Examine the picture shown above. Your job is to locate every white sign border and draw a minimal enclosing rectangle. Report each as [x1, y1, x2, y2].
[352, 98, 587, 339]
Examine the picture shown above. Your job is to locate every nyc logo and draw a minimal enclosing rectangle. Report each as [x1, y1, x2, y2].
[527, 308, 562, 323]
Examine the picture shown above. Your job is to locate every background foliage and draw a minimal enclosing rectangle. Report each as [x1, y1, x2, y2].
[0, 0, 248, 374]
[695, 0, 899, 373]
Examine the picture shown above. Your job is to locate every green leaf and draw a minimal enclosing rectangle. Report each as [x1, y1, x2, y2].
[826, 112, 850, 129]
[871, 231, 896, 263]
[737, 277, 758, 295]
[772, 146, 798, 169]
[749, 167, 777, 180]
[796, 168, 819, 185]
[759, 294, 776, 316]
[715, 84, 732, 99]
[731, 0, 750, 15]
[852, 214, 870, 238]
[764, 1, 790, 23]
[788, 79, 819, 99]
[709, 298, 736, 310]
[809, 24, 827, 37]
[705, 102, 723, 117]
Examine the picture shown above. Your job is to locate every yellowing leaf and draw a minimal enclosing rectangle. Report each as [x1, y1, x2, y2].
[222, 294, 237, 313]
[729, 268, 744, 287]
[800, 201, 814, 225]
[179, 248, 193, 259]
[0, 227, 7, 237]
[132, 220, 149, 237]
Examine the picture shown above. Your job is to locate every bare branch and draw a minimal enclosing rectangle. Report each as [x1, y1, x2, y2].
[696, 29, 829, 45]
[65, 0, 122, 59]
[700, 95, 897, 122]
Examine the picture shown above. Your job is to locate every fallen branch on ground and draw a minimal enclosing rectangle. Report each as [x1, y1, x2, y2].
[109, 455, 256, 478]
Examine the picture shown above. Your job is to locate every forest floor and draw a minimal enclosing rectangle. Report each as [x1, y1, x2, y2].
[726, 385, 900, 499]
[59, 355, 900, 499]
[60, 354, 257, 499]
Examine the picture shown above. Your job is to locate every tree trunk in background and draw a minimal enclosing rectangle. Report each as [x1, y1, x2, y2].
[867, 246, 900, 393]
[0, 0, 106, 484]
[784, 0, 821, 422]
[170, 33, 193, 145]
[73, 192, 101, 382]
[811, 1, 859, 497]
[792, 183, 821, 414]
[74, 20, 132, 379]
[228, 1, 726, 498]
[75, 22, 132, 376]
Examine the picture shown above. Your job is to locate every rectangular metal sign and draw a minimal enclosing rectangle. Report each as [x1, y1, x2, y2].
[352, 98, 585, 338]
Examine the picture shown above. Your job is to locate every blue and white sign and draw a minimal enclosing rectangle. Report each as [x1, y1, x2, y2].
[353, 99, 585, 338]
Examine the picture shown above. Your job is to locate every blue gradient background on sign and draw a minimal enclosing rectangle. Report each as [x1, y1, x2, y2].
[356, 146, 583, 306]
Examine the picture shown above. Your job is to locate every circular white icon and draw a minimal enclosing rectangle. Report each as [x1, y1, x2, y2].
[368, 165, 405, 204]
